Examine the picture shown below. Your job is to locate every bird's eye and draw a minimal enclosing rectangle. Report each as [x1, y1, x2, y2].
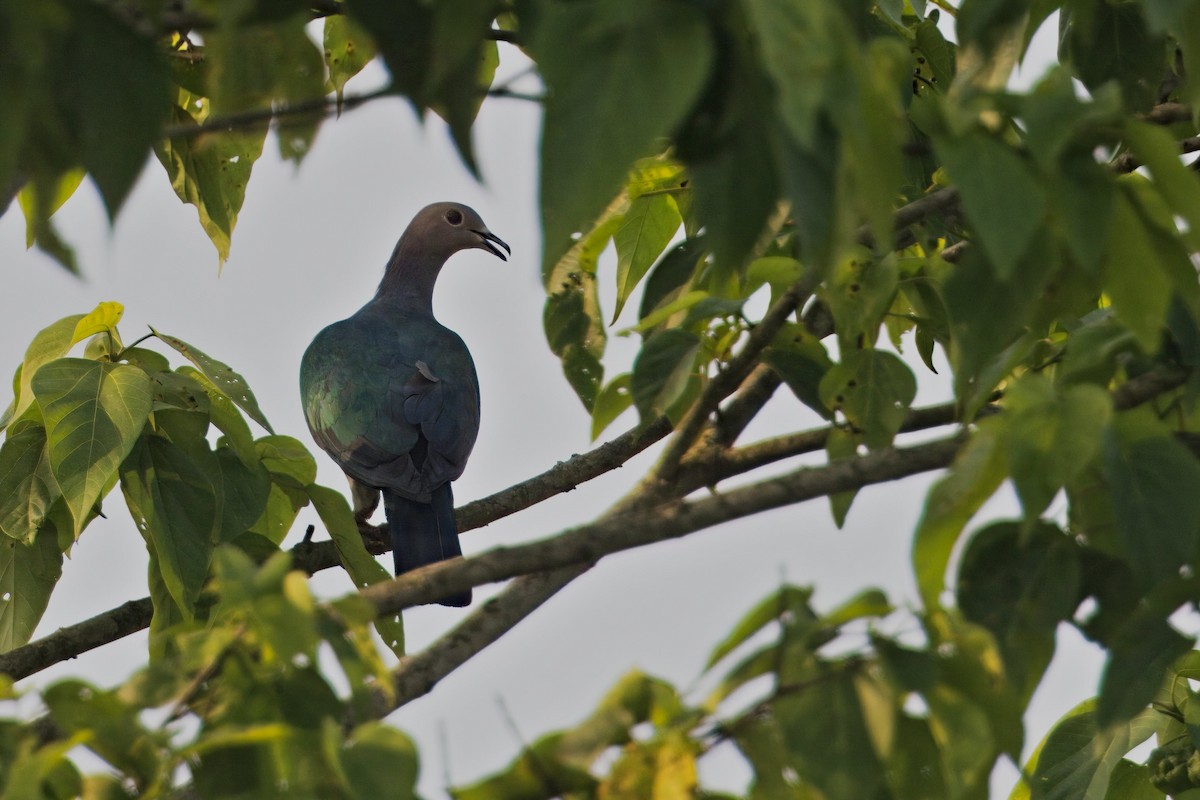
[445, 209, 464, 226]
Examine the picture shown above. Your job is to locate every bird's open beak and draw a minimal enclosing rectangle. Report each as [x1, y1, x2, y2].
[473, 229, 511, 261]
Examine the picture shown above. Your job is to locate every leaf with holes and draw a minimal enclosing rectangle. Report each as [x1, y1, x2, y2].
[818, 349, 916, 450]
[152, 330, 273, 433]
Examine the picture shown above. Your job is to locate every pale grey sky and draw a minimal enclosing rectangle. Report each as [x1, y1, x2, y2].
[0, 21, 1109, 796]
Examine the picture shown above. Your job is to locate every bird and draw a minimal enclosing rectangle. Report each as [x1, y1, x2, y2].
[300, 202, 509, 607]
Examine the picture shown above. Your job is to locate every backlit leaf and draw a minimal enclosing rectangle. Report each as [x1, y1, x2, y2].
[324, 15, 377, 106]
[154, 106, 267, 264]
[613, 194, 681, 323]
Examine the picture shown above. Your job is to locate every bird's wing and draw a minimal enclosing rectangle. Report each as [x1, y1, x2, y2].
[301, 314, 479, 501]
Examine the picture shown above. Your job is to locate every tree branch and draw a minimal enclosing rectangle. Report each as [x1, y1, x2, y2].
[379, 566, 585, 714]
[325, 365, 1185, 706]
[0, 418, 671, 681]
[356, 435, 965, 618]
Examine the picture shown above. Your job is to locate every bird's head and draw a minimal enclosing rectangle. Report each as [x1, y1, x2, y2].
[416, 202, 511, 262]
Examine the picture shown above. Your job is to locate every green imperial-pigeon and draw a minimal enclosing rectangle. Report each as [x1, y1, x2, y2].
[300, 202, 509, 607]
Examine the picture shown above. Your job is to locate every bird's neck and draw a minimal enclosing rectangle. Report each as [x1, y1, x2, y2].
[374, 235, 447, 315]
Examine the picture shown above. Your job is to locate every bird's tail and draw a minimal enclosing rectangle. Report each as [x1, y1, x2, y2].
[383, 485, 471, 607]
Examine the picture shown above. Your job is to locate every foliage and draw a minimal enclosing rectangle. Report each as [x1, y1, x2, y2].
[4, 0, 1200, 797]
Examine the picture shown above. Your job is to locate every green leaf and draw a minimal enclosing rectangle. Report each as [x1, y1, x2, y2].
[958, 0, 1031, 56]
[762, 329, 834, 420]
[1122, 121, 1200, 249]
[884, 714, 949, 799]
[63, 2, 169, 216]
[935, 133, 1047, 280]
[818, 349, 917, 450]
[705, 585, 815, 670]
[638, 238, 706, 325]
[256, 435, 317, 488]
[533, 0, 713, 272]
[154, 107, 267, 264]
[1060, 2, 1167, 111]
[613, 194, 682, 323]
[43, 680, 162, 786]
[1101, 411, 1200, 585]
[826, 426, 860, 527]
[324, 15, 377, 106]
[0, 425, 59, 544]
[72, 301, 123, 346]
[956, 521, 1081, 703]
[1051, 160, 1116, 277]
[684, 51, 780, 280]
[213, 448, 270, 544]
[344, 0, 431, 102]
[742, 0, 839, 149]
[1103, 186, 1180, 351]
[927, 611, 1024, 758]
[17, 170, 84, 248]
[206, 13, 325, 163]
[774, 669, 888, 799]
[32, 359, 152, 537]
[1015, 699, 1157, 800]
[630, 329, 701, 422]
[341, 723, 420, 800]
[913, 422, 1007, 608]
[120, 436, 217, 618]
[543, 195, 623, 412]
[998, 374, 1112, 520]
[180, 366, 258, 467]
[823, 251, 899, 351]
[307, 484, 404, 656]
[942, 244, 1051, 405]
[0, 528, 63, 652]
[152, 330, 274, 433]
[427, 0, 501, 175]
[591, 373, 633, 441]
[925, 683, 995, 798]
[8, 314, 86, 427]
[1099, 615, 1194, 726]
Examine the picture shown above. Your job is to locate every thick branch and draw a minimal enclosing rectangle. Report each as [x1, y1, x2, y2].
[356, 435, 965, 617]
